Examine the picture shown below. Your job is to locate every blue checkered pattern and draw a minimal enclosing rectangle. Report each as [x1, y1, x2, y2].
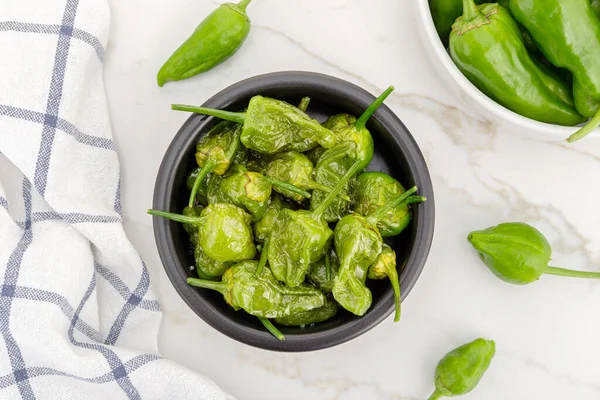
[0, 1, 232, 399]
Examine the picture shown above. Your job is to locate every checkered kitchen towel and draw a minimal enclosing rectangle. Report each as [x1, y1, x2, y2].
[0, 0, 233, 399]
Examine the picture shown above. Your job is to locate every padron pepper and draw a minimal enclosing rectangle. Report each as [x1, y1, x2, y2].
[274, 299, 338, 327]
[428, 338, 496, 400]
[333, 187, 426, 316]
[253, 194, 293, 275]
[508, 0, 600, 142]
[187, 261, 326, 319]
[172, 96, 338, 154]
[311, 87, 394, 222]
[157, 0, 253, 86]
[353, 172, 412, 237]
[468, 222, 600, 285]
[449, 0, 586, 127]
[148, 203, 256, 263]
[307, 248, 340, 293]
[268, 160, 364, 287]
[187, 121, 243, 208]
[207, 163, 309, 222]
[368, 244, 401, 322]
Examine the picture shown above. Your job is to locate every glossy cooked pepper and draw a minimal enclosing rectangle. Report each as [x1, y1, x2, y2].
[307, 248, 340, 293]
[274, 299, 338, 327]
[157, 0, 253, 86]
[207, 163, 310, 222]
[148, 203, 256, 263]
[171, 96, 338, 154]
[367, 244, 401, 322]
[187, 261, 326, 318]
[509, 0, 600, 142]
[333, 187, 426, 316]
[253, 195, 293, 275]
[187, 121, 243, 207]
[449, 1, 586, 127]
[268, 160, 364, 287]
[428, 338, 496, 400]
[353, 172, 412, 237]
[310, 87, 394, 222]
[468, 222, 600, 284]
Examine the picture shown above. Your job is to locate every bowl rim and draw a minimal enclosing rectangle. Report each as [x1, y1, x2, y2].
[415, 0, 597, 140]
[152, 71, 435, 352]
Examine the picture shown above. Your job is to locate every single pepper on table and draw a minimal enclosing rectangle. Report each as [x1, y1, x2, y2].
[157, 0, 253, 86]
[427, 338, 496, 400]
[469, 222, 600, 284]
[333, 187, 426, 317]
[449, 0, 586, 127]
[172, 95, 338, 154]
[508, 0, 600, 142]
[310, 86, 393, 222]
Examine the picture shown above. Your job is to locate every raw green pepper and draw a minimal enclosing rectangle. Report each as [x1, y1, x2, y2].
[187, 261, 326, 318]
[187, 121, 242, 208]
[428, 338, 496, 400]
[429, 0, 484, 44]
[468, 222, 600, 284]
[310, 87, 394, 222]
[274, 299, 338, 326]
[157, 0, 253, 86]
[148, 203, 256, 263]
[508, 0, 600, 142]
[333, 187, 426, 316]
[353, 172, 411, 237]
[186, 168, 209, 206]
[207, 163, 309, 222]
[268, 160, 364, 287]
[450, 1, 586, 127]
[367, 244, 401, 322]
[172, 96, 338, 154]
[307, 248, 340, 293]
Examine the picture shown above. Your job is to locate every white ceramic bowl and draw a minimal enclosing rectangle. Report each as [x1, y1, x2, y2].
[415, 0, 597, 142]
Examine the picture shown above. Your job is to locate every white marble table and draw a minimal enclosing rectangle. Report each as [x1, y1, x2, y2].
[103, 0, 600, 398]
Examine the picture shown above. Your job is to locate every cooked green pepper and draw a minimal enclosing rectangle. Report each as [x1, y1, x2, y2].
[333, 187, 426, 316]
[274, 299, 338, 326]
[207, 163, 309, 222]
[310, 87, 394, 222]
[268, 160, 364, 287]
[468, 222, 600, 284]
[187, 261, 326, 318]
[157, 0, 253, 86]
[307, 248, 340, 293]
[353, 172, 411, 237]
[450, 1, 586, 127]
[187, 121, 242, 208]
[428, 338, 496, 400]
[368, 244, 401, 322]
[509, 0, 600, 142]
[172, 96, 337, 154]
[186, 168, 209, 206]
[148, 203, 256, 263]
[253, 194, 293, 275]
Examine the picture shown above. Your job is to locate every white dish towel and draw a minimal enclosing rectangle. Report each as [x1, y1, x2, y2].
[0, 0, 233, 399]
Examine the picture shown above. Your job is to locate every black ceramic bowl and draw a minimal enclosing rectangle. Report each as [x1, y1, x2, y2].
[152, 71, 435, 352]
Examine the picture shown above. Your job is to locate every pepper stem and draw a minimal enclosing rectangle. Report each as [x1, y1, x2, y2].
[187, 277, 227, 295]
[237, 0, 252, 12]
[188, 161, 215, 208]
[306, 180, 351, 201]
[259, 317, 285, 341]
[264, 176, 311, 199]
[256, 236, 270, 275]
[313, 160, 363, 218]
[388, 267, 401, 323]
[545, 266, 600, 280]
[325, 251, 332, 282]
[148, 209, 201, 225]
[298, 97, 311, 112]
[462, 0, 483, 21]
[427, 391, 444, 400]
[566, 108, 600, 143]
[355, 86, 395, 131]
[366, 186, 423, 226]
[171, 104, 246, 125]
